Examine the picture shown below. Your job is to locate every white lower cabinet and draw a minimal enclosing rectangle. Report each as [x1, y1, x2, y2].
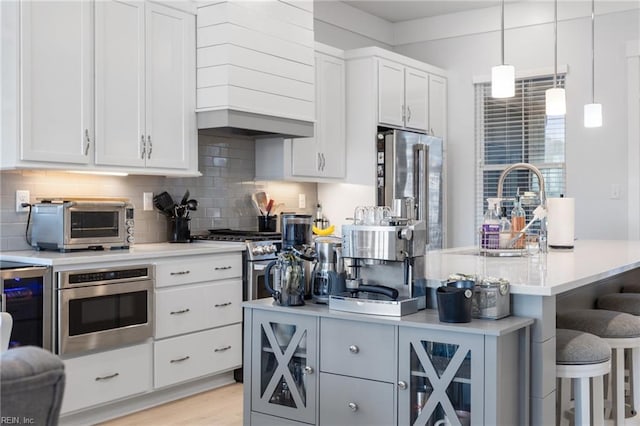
[154, 323, 242, 388]
[61, 342, 152, 414]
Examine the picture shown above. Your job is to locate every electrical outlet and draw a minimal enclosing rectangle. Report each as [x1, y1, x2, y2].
[611, 184, 621, 199]
[143, 192, 153, 211]
[298, 193, 306, 209]
[16, 190, 30, 212]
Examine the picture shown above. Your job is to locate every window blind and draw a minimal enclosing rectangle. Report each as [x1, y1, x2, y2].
[474, 75, 566, 237]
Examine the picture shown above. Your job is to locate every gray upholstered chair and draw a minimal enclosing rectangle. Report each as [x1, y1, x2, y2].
[1, 346, 66, 426]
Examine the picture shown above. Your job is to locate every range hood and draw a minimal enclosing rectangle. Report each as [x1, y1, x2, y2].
[197, 110, 314, 139]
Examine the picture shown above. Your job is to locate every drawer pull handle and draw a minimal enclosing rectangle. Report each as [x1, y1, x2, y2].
[348, 402, 358, 412]
[349, 345, 359, 354]
[170, 356, 190, 363]
[397, 381, 408, 390]
[303, 366, 314, 375]
[214, 345, 232, 352]
[170, 270, 191, 276]
[95, 372, 119, 381]
[214, 302, 232, 308]
[170, 308, 190, 315]
[214, 266, 232, 271]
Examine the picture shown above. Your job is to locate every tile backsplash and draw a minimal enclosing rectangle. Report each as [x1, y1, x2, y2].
[0, 134, 317, 251]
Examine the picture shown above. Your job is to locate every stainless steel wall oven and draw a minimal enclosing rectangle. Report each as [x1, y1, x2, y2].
[57, 264, 153, 355]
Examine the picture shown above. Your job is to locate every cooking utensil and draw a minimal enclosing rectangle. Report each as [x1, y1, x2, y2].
[251, 193, 264, 215]
[254, 191, 268, 213]
[153, 192, 175, 215]
[180, 189, 190, 206]
[266, 199, 274, 216]
[186, 199, 198, 211]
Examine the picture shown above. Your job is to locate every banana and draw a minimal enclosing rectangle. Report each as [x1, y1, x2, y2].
[312, 224, 335, 236]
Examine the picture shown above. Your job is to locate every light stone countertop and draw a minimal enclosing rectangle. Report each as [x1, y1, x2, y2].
[424, 240, 640, 296]
[0, 241, 245, 267]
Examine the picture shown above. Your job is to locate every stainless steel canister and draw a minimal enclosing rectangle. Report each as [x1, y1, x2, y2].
[472, 277, 510, 319]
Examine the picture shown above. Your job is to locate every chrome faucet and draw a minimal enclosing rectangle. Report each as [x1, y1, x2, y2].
[496, 162, 547, 252]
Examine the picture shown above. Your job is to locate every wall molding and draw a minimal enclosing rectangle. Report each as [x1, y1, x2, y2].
[314, 1, 394, 46]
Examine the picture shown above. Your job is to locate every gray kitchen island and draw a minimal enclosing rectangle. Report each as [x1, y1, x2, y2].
[242, 299, 532, 426]
[424, 239, 640, 425]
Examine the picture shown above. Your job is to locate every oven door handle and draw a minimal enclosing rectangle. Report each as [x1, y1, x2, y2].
[253, 263, 268, 271]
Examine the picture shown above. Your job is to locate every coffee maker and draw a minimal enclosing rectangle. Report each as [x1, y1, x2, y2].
[332, 206, 427, 316]
[311, 236, 346, 304]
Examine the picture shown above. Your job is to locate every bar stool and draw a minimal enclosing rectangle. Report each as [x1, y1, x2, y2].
[598, 293, 640, 421]
[556, 328, 611, 426]
[557, 309, 640, 425]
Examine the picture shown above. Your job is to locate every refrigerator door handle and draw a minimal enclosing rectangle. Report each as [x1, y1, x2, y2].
[413, 144, 429, 231]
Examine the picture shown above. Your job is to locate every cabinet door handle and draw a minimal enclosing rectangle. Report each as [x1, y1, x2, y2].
[401, 104, 405, 121]
[214, 345, 232, 352]
[170, 270, 191, 276]
[397, 380, 408, 390]
[407, 106, 412, 122]
[95, 372, 119, 381]
[170, 356, 190, 363]
[303, 365, 314, 375]
[321, 153, 326, 171]
[141, 135, 146, 159]
[348, 402, 358, 412]
[214, 302, 232, 308]
[170, 308, 190, 315]
[147, 135, 152, 159]
[349, 345, 359, 354]
[84, 129, 91, 155]
[214, 266, 232, 271]
[317, 152, 322, 171]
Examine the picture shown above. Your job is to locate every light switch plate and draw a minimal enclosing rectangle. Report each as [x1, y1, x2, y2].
[16, 190, 30, 212]
[143, 192, 153, 211]
[298, 193, 306, 209]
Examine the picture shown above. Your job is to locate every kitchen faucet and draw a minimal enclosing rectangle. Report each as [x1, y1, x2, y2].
[496, 162, 548, 252]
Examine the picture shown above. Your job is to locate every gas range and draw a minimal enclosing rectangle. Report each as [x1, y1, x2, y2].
[191, 229, 281, 261]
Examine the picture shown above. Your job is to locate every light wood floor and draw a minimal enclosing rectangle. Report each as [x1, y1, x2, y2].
[98, 383, 243, 426]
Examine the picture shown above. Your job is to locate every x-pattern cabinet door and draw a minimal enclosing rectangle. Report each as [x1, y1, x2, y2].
[398, 328, 484, 426]
[251, 310, 317, 424]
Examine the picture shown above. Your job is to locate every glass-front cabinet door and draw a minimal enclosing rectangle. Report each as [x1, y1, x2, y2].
[398, 328, 484, 426]
[251, 310, 317, 424]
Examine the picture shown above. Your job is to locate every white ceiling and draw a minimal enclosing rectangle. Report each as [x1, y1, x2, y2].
[341, 0, 502, 23]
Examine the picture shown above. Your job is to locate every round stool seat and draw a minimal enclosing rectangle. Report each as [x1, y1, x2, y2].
[556, 329, 611, 365]
[598, 293, 640, 316]
[622, 283, 640, 293]
[557, 309, 640, 339]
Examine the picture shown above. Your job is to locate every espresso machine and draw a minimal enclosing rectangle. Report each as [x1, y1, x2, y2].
[330, 208, 427, 316]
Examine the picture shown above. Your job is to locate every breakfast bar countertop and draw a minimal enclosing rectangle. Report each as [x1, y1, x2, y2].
[0, 241, 245, 267]
[424, 240, 640, 296]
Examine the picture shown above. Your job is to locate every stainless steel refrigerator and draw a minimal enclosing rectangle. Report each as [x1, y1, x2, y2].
[376, 128, 444, 249]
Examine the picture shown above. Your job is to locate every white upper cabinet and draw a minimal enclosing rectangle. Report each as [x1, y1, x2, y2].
[378, 59, 429, 132]
[428, 73, 447, 139]
[95, 1, 195, 171]
[1, 0, 198, 176]
[255, 43, 345, 182]
[19, 1, 94, 165]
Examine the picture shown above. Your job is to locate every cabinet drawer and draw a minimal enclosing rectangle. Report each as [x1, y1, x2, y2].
[155, 254, 241, 287]
[61, 343, 152, 414]
[320, 318, 395, 382]
[250, 412, 310, 426]
[154, 323, 241, 388]
[319, 372, 394, 426]
[155, 279, 242, 338]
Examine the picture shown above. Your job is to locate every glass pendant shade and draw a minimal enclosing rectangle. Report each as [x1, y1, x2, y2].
[584, 103, 602, 127]
[545, 87, 566, 115]
[491, 65, 515, 98]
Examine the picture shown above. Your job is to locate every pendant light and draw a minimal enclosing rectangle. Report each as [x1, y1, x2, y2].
[584, 0, 602, 127]
[546, 0, 566, 115]
[491, 0, 515, 98]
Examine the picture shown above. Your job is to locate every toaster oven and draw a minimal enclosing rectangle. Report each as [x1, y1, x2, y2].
[31, 201, 134, 252]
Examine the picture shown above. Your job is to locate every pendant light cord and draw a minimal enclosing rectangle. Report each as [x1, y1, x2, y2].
[553, 0, 558, 88]
[591, 0, 595, 103]
[501, 0, 505, 65]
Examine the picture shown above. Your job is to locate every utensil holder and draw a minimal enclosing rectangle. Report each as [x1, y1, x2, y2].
[258, 215, 277, 232]
[436, 282, 474, 323]
[169, 217, 191, 242]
